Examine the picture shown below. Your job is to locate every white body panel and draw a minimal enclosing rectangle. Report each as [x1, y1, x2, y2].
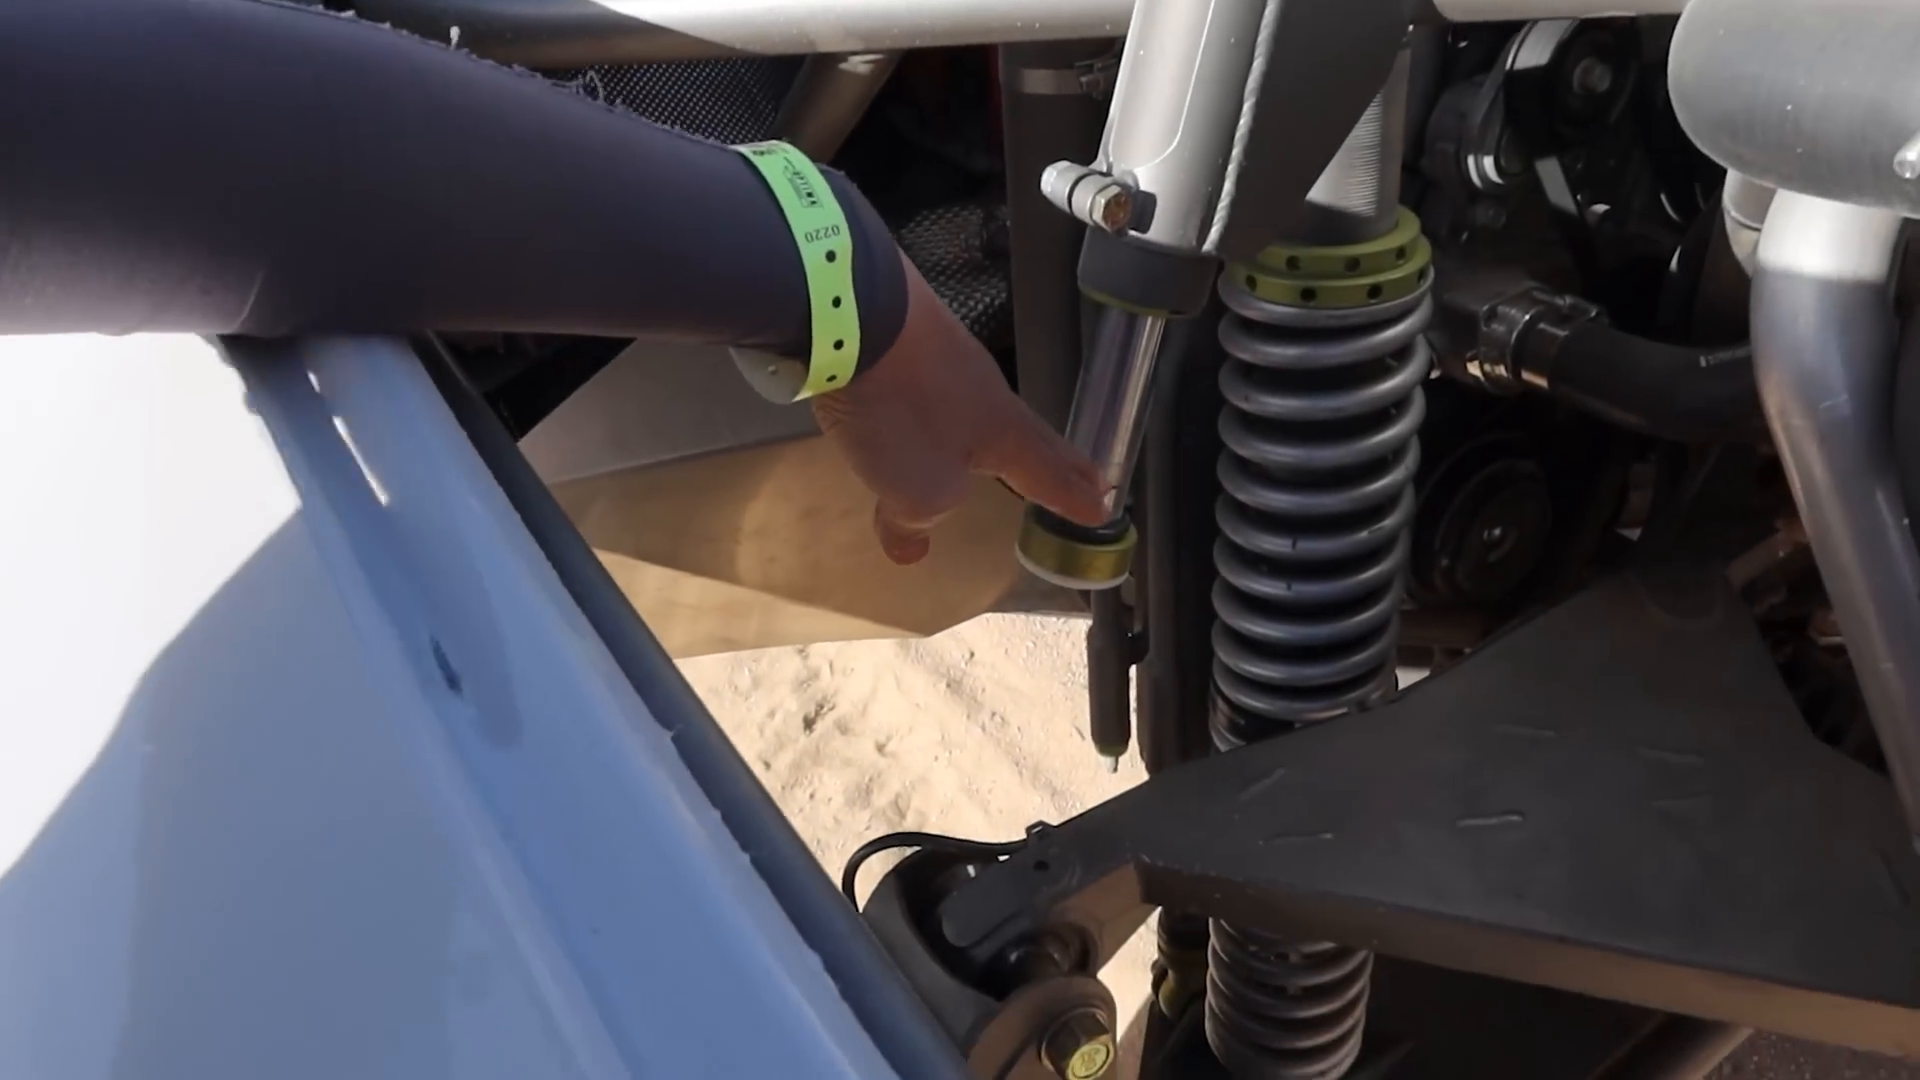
[0, 334, 896, 1080]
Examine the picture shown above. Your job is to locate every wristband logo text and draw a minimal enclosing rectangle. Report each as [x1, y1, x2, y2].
[775, 157, 823, 210]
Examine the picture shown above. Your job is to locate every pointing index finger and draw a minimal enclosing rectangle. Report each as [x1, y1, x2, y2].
[977, 408, 1114, 527]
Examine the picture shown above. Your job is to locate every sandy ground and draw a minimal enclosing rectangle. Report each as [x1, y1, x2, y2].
[676, 612, 1159, 1024]
[678, 613, 1917, 1080]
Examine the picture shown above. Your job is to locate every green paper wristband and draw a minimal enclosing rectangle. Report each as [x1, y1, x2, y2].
[731, 140, 861, 399]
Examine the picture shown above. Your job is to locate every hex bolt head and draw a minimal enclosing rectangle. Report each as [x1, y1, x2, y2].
[1088, 184, 1135, 234]
[1041, 1009, 1117, 1080]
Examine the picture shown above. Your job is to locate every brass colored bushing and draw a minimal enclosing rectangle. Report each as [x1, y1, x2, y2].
[1015, 506, 1137, 591]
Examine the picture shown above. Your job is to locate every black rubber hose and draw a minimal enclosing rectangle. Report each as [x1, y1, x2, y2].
[1530, 323, 1762, 443]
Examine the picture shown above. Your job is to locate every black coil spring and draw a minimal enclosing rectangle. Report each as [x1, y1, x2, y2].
[1204, 272, 1432, 1080]
[1209, 280, 1433, 747]
[1206, 922, 1375, 1080]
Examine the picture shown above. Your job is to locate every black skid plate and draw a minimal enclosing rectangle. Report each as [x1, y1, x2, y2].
[939, 567, 1920, 1058]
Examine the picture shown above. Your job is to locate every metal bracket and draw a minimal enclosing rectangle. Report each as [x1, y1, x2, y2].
[1011, 52, 1120, 101]
[933, 566, 1920, 1059]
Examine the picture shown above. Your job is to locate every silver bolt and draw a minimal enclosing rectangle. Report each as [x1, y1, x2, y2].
[1570, 57, 1615, 97]
[1086, 183, 1136, 234]
[1040, 161, 1138, 235]
[1894, 132, 1920, 181]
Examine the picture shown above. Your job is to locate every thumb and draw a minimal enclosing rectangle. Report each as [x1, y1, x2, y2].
[976, 409, 1113, 527]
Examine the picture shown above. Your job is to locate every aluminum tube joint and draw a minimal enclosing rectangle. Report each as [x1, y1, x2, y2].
[1751, 190, 1920, 851]
[772, 52, 901, 161]
[1721, 170, 1777, 277]
[1292, 47, 1413, 247]
[350, 0, 1698, 69]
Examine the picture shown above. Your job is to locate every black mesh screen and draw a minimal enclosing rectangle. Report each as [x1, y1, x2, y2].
[896, 200, 1014, 350]
[548, 57, 803, 145]
[541, 56, 1012, 347]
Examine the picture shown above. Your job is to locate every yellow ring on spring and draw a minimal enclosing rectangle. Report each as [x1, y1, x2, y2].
[1230, 207, 1434, 310]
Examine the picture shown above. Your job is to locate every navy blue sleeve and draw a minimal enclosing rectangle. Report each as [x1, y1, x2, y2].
[0, 0, 908, 372]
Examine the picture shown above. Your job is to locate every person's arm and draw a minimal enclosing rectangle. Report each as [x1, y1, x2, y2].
[1, 0, 1111, 565]
[0, 0, 905, 377]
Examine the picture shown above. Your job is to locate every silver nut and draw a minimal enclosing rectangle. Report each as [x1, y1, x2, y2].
[1041, 1009, 1117, 1080]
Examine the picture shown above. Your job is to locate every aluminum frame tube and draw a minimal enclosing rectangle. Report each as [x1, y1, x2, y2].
[351, 0, 1135, 66]
[1292, 45, 1413, 247]
[1751, 190, 1920, 852]
[1430, 0, 1687, 17]
[350, 0, 1699, 69]
[773, 51, 901, 160]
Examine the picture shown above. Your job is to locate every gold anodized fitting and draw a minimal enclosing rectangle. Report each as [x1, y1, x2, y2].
[1230, 207, 1434, 310]
[1015, 508, 1137, 591]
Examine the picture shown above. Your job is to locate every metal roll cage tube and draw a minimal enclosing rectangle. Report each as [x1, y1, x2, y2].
[1751, 195, 1920, 856]
[354, 0, 1698, 67]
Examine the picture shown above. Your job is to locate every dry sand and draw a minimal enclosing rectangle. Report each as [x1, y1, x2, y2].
[676, 613, 1158, 1030]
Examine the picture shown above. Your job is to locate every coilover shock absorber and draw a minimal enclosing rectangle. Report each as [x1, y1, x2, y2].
[1205, 50, 1433, 1080]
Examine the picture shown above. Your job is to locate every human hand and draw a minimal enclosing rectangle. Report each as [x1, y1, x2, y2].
[813, 253, 1110, 565]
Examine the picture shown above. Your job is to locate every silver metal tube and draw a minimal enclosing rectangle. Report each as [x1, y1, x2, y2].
[1431, 0, 1687, 18]
[353, 0, 1135, 66]
[358, 0, 1697, 68]
[1751, 191, 1920, 850]
[1066, 308, 1167, 519]
[1292, 46, 1412, 247]
[773, 51, 901, 160]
